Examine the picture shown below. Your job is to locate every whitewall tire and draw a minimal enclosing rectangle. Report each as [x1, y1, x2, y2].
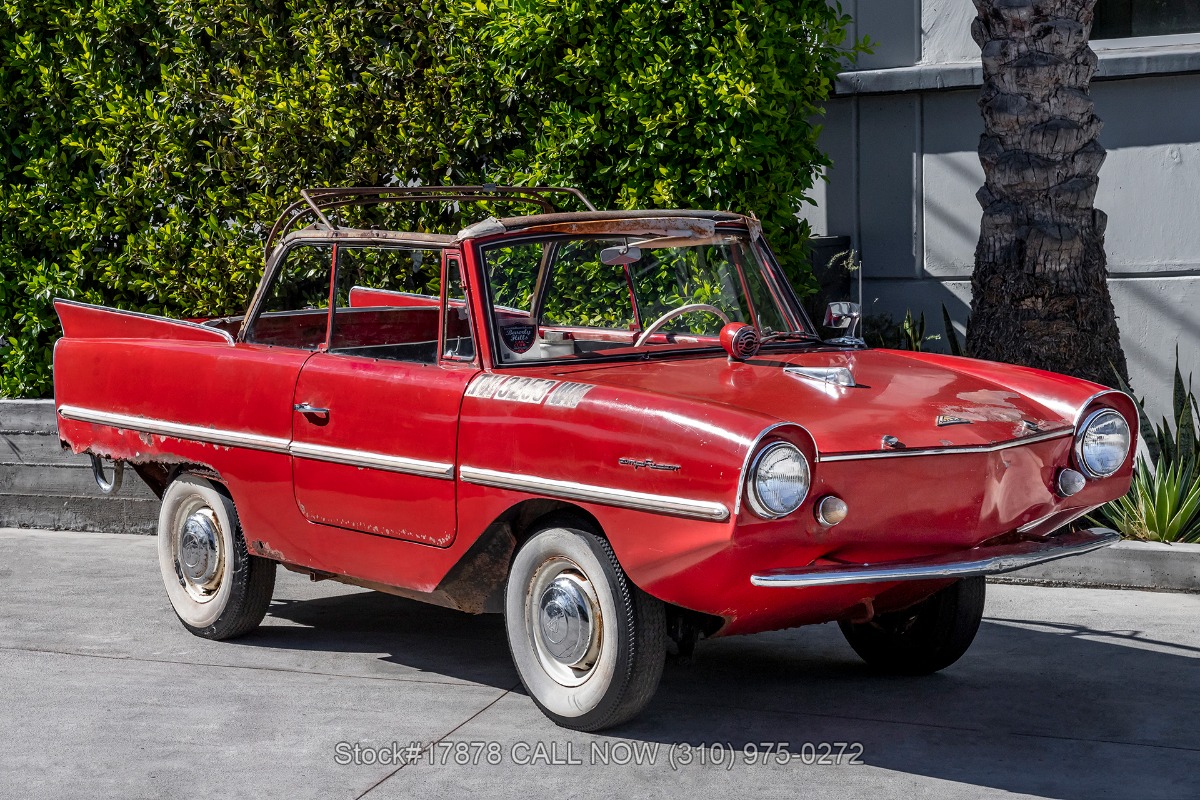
[157, 474, 275, 640]
[505, 524, 665, 731]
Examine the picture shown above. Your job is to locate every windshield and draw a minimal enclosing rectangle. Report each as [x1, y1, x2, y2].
[481, 233, 808, 364]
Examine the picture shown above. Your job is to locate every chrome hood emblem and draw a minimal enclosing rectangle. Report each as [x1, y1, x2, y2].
[936, 415, 972, 427]
[784, 366, 855, 387]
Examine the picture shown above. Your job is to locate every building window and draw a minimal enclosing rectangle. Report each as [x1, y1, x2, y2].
[1094, 0, 1200, 39]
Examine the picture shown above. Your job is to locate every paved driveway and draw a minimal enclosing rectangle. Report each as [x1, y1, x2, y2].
[1, 528, 1197, 799]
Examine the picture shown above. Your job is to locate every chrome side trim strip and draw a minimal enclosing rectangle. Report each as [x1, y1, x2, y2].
[58, 405, 290, 453]
[750, 527, 1120, 588]
[290, 442, 453, 479]
[817, 428, 1072, 463]
[459, 466, 730, 522]
[59, 406, 453, 479]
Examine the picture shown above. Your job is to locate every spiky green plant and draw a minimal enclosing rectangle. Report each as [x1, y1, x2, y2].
[941, 304, 963, 357]
[1103, 461, 1200, 543]
[1094, 351, 1200, 543]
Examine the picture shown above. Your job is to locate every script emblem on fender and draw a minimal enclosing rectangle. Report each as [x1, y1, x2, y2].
[618, 458, 682, 472]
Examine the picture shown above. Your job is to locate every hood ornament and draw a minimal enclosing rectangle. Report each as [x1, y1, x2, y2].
[936, 415, 972, 427]
[785, 366, 855, 387]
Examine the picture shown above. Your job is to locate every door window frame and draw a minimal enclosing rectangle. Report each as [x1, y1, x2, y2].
[439, 249, 478, 366]
[240, 234, 454, 359]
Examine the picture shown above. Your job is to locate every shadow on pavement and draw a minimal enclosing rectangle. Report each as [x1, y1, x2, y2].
[251, 587, 1197, 799]
[243, 589, 520, 689]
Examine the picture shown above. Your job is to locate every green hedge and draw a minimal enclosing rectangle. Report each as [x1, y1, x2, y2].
[0, 0, 856, 397]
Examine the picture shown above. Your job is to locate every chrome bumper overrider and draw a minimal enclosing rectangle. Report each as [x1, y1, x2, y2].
[750, 527, 1120, 588]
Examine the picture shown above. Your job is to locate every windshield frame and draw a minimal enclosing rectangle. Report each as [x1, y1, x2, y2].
[473, 226, 818, 369]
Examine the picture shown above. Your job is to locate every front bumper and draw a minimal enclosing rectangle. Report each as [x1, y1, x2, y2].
[750, 527, 1120, 588]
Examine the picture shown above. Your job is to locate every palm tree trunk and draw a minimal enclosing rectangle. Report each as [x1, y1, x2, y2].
[966, 0, 1130, 388]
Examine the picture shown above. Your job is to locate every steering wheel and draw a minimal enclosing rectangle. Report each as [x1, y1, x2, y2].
[634, 303, 731, 347]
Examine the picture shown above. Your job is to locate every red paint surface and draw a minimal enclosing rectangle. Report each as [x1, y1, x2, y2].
[52, 226, 1137, 636]
[291, 353, 475, 546]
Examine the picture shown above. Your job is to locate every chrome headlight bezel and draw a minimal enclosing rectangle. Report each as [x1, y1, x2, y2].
[1074, 408, 1131, 478]
[746, 441, 811, 519]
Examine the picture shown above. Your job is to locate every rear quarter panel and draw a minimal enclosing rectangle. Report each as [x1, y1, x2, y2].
[53, 310, 313, 554]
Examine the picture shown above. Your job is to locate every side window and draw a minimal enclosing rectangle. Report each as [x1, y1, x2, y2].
[330, 246, 444, 363]
[442, 256, 475, 361]
[249, 244, 333, 349]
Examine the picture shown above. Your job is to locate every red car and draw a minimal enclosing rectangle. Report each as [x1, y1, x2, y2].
[53, 186, 1135, 731]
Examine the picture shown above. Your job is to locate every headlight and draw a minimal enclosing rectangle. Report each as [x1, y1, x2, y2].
[1074, 409, 1131, 478]
[747, 441, 810, 518]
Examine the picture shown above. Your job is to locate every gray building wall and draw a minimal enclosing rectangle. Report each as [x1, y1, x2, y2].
[802, 1, 1200, 422]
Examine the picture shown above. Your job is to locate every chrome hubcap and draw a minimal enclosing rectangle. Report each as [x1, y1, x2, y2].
[181, 510, 220, 584]
[527, 559, 602, 687]
[538, 576, 594, 666]
[174, 504, 223, 600]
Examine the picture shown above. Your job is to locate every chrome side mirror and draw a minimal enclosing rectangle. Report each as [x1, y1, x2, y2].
[824, 301, 860, 331]
[823, 301, 864, 346]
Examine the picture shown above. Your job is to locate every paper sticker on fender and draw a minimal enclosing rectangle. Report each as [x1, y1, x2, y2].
[467, 375, 594, 408]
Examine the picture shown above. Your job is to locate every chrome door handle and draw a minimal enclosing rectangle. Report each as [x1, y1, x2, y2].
[294, 402, 330, 416]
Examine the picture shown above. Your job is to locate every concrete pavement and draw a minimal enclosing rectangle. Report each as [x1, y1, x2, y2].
[1, 527, 1197, 799]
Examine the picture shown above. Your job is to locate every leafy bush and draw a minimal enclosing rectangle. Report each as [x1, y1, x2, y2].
[0, 0, 858, 397]
[1093, 354, 1200, 543]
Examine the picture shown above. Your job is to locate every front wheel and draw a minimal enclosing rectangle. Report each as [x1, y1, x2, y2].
[838, 577, 985, 675]
[157, 474, 276, 640]
[505, 525, 665, 731]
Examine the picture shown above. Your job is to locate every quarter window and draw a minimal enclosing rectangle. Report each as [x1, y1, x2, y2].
[442, 256, 476, 361]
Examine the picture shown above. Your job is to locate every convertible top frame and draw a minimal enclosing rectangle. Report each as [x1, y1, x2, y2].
[265, 185, 598, 258]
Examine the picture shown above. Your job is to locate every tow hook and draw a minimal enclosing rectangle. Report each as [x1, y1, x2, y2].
[88, 454, 124, 494]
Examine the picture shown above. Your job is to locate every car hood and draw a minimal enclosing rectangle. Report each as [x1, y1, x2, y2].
[550, 348, 1080, 456]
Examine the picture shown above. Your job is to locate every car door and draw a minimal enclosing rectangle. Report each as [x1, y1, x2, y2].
[290, 246, 479, 547]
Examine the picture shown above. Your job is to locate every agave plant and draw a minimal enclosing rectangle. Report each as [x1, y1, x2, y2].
[1103, 461, 1200, 544]
[1093, 351, 1200, 543]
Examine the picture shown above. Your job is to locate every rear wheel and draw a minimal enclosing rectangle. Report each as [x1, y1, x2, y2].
[157, 474, 275, 640]
[838, 577, 985, 675]
[505, 525, 665, 731]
